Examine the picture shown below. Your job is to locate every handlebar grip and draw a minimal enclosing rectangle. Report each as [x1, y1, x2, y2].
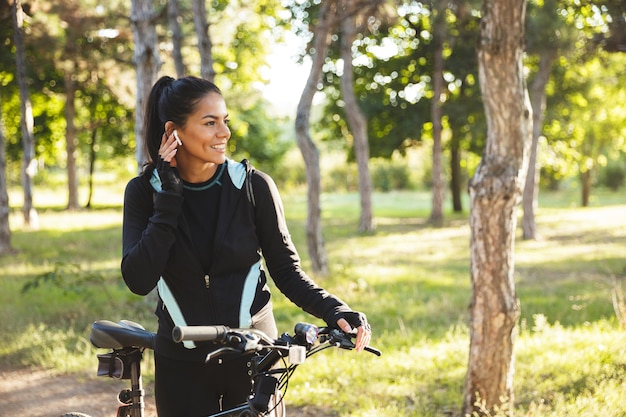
[365, 346, 382, 356]
[172, 325, 229, 343]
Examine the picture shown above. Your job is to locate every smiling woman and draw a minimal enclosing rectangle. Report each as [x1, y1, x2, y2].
[119, 74, 371, 416]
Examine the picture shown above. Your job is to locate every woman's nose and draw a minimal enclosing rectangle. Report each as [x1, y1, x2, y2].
[219, 123, 230, 139]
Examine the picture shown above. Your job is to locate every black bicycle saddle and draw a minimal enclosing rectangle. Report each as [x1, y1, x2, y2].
[90, 320, 155, 350]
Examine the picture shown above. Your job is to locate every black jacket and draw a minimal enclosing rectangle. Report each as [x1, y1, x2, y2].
[121, 159, 352, 360]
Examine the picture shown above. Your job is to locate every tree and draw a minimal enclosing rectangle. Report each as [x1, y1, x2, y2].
[322, 0, 485, 216]
[293, 0, 391, 236]
[40, 0, 135, 210]
[522, 46, 556, 238]
[336, 5, 431, 161]
[168, 0, 187, 77]
[429, 0, 448, 226]
[445, 0, 484, 213]
[573, 55, 626, 206]
[539, 1, 626, 206]
[1, 0, 136, 214]
[192, 0, 215, 82]
[82, 77, 135, 209]
[55, 0, 82, 211]
[294, 0, 337, 276]
[130, 0, 161, 170]
[12, 0, 37, 229]
[338, 0, 375, 233]
[463, 0, 531, 415]
[0, 90, 15, 256]
[64, 64, 79, 210]
[521, 0, 571, 239]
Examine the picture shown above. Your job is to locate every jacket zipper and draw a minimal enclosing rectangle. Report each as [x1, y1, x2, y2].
[204, 274, 210, 289]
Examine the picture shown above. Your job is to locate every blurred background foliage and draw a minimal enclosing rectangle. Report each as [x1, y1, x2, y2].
[0, 0, 624, 204]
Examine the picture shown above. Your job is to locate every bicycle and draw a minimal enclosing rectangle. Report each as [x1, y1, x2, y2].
[60, 319, 380, 417]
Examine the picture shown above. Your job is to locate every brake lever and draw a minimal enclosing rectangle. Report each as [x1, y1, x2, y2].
[327, 329, 357, 350]
[204, 331, 266, 363]
[205, 347, 239, 363]
[327, 328, 382, 356]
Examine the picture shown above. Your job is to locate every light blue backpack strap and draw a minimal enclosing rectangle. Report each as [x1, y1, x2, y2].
[228, 159, 256, 206]
[150, 170, 163, 192]
[157, 278, 196, 349]
[239, 260, 262, 328]
[227, 158, 246, 190]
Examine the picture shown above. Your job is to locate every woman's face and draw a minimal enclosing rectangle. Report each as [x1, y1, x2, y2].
[176, 92, 231, 167]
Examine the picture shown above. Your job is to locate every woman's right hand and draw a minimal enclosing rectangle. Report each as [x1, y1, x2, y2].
[157, 132, 183, 195]
[336, 311, 371, 353]
[159, 131, 179, 166]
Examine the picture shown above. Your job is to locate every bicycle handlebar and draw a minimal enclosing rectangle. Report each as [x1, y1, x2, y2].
[171, 323, 382, 357]
[171, 325, 229, 343]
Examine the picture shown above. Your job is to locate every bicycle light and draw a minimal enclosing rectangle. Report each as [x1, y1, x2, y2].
[294, 323, 318, 344]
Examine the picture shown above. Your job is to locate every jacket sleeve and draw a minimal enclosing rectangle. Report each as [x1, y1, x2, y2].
[251, 171, 353, 325]
[121, 175, 184, 295]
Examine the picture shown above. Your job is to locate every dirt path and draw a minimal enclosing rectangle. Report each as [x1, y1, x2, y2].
[0, 366, 330, 416]
[0, 366, 156, 417]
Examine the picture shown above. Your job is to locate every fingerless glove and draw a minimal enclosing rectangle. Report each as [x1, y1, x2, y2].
[329, 310, 369, 331]
[156, 157, 183, 195]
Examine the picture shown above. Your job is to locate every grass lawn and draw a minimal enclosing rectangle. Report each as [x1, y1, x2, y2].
[1, 184, 625, 416]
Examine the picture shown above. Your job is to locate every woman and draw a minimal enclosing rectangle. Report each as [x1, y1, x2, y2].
[121, 75, 371, 416]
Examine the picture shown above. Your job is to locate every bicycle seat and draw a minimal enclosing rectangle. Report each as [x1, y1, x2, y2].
[91, 320, 155, 350]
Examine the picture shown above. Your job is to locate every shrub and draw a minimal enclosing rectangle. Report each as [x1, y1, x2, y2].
[598, 162, 626, 191]
[370, 159, 415, 191]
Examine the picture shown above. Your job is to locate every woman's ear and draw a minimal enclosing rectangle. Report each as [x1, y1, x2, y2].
[164, 120, 176, 136]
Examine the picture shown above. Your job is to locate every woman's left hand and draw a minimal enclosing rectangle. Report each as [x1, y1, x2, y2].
[336, 317, 371, 353]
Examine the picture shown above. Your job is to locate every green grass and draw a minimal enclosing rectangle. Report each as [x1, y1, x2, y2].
[1, 184, 626, 416]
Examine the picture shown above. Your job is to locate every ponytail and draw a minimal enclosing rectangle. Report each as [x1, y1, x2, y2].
[143, 76, 176, 167]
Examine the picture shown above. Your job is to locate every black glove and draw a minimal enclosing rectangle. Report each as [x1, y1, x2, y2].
[156, 157, 183, 195]
[331, 310, 370, 332]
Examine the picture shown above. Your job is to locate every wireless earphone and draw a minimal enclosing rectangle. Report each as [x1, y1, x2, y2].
[173, 130, 182, 146]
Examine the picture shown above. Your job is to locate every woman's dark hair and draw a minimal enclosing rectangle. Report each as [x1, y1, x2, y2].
[143, 75, 222, 167]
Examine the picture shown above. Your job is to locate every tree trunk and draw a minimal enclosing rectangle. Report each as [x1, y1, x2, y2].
[579, 128, 596, 207]
[581, 169, 592, 207]
[522, 49, 556, 240]
[12, 0, 38, 228]
[295, 0, 337, 276]
[339, 0, 374, 233]
[168, 0, 187, 77]
[450, 80, 469, 214]
[193, 0, 216, 82]
[85, 128, 98, 209]
[429, 0, 447, 227]
[450, 143, 463, 212]
[0, 92, 15, 256]
[65, 69, 79, 210]
[463, 0, 531, 415]
[131, 0, 162, 171]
